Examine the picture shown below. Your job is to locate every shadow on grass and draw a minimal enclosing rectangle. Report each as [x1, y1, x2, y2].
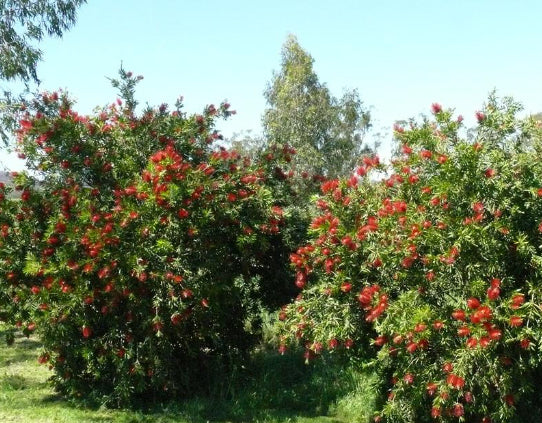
[37, 351, 373, 423]
[0, 328, 42, 365]
[1, 327, 375, 422]
[0, 374, 29, 390]
[116, 351, 373, 423]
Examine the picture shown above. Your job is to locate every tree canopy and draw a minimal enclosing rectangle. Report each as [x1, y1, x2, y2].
[263, 35, 372, 178]
[0, 0, 86, 84]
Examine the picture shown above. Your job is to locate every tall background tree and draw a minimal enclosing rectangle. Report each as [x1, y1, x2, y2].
[0, 0, 86, 144]
[262, 35, 372, 179]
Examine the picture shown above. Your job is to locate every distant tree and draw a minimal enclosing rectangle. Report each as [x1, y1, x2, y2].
[262, 35, 372, 178]
[228, 130, 267, 159]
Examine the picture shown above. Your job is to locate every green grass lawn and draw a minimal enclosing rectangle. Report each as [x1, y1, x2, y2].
[0, 325, 378, 423]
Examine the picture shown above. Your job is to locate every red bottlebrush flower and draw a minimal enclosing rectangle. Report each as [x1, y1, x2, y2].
[55, 221, 67, 233]
[341, 282, 352, 293]
[328, 338, 338, 349]
[433, 320, 444, 330]
[374, 335, 387, 347]
[490, 278, 501, 287]
[437, 154, 448, 164]
[520, 338, 531, 349]
[452, 309, 466, 321]
[484, 168, 496, 178]
[475, 111, 486, 122]
[403, 373, 414, 384]
[82, 326, 92, 339]
[510, 294, 525, 309]
[509, 315, 523, 327]
[457, 326, 470, 337]
[278, 344, 287, 355]
[406, 341, 417, 353]
[408, 174, 419, 184]
[500, 356, 513, 366]
[38, 353, 50, 364]
[295, 272, 306, 289]
[426, 382, 438, 396]
[487, 285, 500, 301]
[414, 323, 427, 332]
[170, 313, 183, 325]
[177, 208, 189, 219]
[467, 297, 481, 309]
[21, 189, 31, 202]
[420, 149, 432, 159]
[442, 362, 453, 373]
[431, 103, 442, 114]
[503, 394, 515, 407]
[488, 328, 502, 341]
[472, 201, 484, 214]
[344, 338, 354, 349]
[430, 407, 441, 418]
[429, 196, 440, 207]
[447, 374, 465, 389]
[358, 288, 373, 307]
[452, 403, 464, 417]
[401, 256, 414, 268]
[426, 271, 435, 281]
[402, 144, 412, 155]
[466, 337, 478, 348]
[392, 334, 403, 344]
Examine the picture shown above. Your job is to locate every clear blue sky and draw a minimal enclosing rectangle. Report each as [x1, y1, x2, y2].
[2, 0, 541, 169]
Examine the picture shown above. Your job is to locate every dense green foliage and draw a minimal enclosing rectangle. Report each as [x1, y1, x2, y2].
[277, 97, 542, 422]
[0, 71, 306, 405]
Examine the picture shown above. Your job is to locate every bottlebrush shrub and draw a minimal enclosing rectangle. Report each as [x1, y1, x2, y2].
[276, 95, 542, 422]
[0, 173, 51, 338]
[0, 71, 304, 405]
